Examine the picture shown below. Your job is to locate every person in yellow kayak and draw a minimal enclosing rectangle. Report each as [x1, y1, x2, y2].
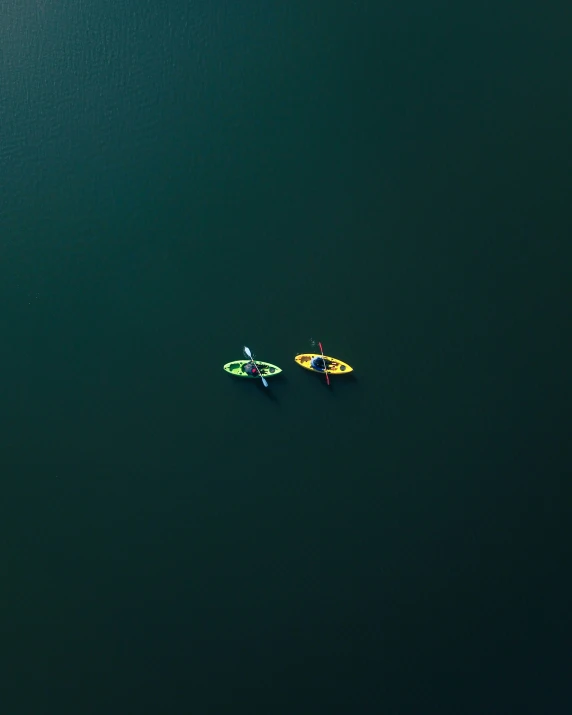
[310, 356, 329, 371]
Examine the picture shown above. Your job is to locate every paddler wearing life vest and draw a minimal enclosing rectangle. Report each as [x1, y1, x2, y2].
[243, 362, 259, 376]
[310, 356, 329, 372]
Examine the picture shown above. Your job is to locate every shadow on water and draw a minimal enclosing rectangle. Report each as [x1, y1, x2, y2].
[257, 372, 292, 403]
[257, 381, 280, 403]
[299, 370, 358, 395]
[226, 374, 283, 404]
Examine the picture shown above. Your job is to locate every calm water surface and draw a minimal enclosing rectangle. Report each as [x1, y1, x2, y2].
[1, 2, 570, 712]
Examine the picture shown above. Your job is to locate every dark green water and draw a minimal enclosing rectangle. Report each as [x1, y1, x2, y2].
[1, 2, 570, 712]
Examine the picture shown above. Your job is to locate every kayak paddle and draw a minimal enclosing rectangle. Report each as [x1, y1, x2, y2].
[243, 346, 269, 387]
[318, 341, 330, 385]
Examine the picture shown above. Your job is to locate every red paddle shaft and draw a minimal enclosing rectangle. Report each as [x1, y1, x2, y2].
[318, 342, 330, 385]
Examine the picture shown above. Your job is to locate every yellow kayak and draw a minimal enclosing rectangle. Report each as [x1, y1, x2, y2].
[295, 353, 353, 375]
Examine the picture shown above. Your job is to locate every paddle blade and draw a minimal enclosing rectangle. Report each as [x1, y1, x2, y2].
[243, 346, 253, 359]
[261, 376, 269, 387]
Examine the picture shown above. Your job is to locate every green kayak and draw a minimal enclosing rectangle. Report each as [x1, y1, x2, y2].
[223, 360, 282, 379]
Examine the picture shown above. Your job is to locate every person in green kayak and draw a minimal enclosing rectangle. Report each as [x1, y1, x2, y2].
[243, 362, 259, 376]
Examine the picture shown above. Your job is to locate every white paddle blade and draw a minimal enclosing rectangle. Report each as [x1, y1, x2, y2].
[261, 376, 269, 387]
[243, 346, 253, 359]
